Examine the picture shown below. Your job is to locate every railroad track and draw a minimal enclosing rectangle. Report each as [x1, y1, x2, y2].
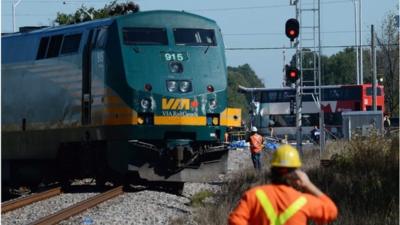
[2, 187, 62, 213]
[28, 186, 124, 225]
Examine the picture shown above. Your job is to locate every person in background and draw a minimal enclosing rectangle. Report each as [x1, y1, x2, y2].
[248, 126, 264, 171]
[228, 144, 338, 225]
[225, 129, 230, 143]
[383, 114, 391, 136]
[310, 125, 320, 144]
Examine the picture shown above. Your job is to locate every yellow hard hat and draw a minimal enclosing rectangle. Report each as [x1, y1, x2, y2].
[271, 144, 302, 168]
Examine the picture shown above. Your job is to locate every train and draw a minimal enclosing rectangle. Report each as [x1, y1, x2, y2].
[239, 84, 384, 139]
[2, 10, 241, 192]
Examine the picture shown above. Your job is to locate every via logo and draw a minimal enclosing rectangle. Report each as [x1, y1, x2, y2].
[162, 98, 198, 110]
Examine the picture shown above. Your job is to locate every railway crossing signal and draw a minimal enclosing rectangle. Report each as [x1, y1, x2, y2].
[285, 18, 299, 42]
[286, 66, 299, 84]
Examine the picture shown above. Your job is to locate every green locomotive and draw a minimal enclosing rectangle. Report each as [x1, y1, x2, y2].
[2, 10, 241, 189]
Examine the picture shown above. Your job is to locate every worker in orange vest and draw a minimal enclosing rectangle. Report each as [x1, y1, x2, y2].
[248, 126, 264, 171]
[228, 144, 338, 225]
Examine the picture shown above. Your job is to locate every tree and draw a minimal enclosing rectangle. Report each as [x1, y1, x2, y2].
[227, 64, 265, 126]
[55, 1, 139, 25]
[376, 11, 399, 116]
[323, 48, 357, 85]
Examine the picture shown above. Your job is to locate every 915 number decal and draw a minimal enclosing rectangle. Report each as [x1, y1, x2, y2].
[162, 52, 187, 61]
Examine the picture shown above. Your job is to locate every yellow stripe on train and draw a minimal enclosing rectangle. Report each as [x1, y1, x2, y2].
[154, 116, 206, 125]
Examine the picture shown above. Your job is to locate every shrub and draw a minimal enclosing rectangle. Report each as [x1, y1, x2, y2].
[194, 134, 399, 225]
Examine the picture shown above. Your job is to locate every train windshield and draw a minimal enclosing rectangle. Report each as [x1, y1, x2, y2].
[174, 28, 216, 46]
[122, 28, 168, 45]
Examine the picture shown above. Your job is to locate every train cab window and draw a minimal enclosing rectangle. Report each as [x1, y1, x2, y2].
[36, 37, 49, 59]
[95, 28, 108, 49]
[46, 35, 63, 58]
[60, 33, 82, 54]
[122, 27, 167, 45]
[174, 28, 216, 46]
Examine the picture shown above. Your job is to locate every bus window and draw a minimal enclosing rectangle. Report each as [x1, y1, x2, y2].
[366, 87, 382, 96]
[269, 115, 295, 127]
[324, 112, 342, 125]
[302, 113, 319, 126]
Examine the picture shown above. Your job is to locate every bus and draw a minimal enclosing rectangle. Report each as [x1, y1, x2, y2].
[239, 84, 384, 139]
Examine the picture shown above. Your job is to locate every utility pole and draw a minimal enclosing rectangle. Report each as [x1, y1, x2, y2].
[12, 0, 23, 32]
[317, 0, 325, 154]
[371, 25, 377, 110]
[353, 0, 360, 84]
[359, 0, 363, 84]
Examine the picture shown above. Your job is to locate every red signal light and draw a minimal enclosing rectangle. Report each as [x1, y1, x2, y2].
[207, 85, 214, 92]
[285, 18, 300, 41]
[286, 66, 299, 84]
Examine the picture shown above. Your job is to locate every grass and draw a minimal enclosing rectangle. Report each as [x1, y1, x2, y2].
[189, 190, 215, 207]
[192, 132, 399, 225]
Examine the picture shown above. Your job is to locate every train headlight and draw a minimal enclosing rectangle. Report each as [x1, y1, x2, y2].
[167, 80, 178, 92]
[209, 99, 217, 109]
[212, 117, 219, 125]
[140, 98, 151, 110]
[169, 61, 183, 73]
[137, 116, 144, 124]
[179, 81, 192, 93]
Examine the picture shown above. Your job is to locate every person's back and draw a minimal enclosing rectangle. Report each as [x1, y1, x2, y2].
[228, 183, 337, 225]
[228, 144, 338, 225]
[249, 132, 263, 153]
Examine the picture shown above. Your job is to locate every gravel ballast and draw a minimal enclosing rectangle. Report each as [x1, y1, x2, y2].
[1, 149, 253, 225]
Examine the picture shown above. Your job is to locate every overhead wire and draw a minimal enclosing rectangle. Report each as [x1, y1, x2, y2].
[2, 0, 353, 16]
[225, 43, 399, 51]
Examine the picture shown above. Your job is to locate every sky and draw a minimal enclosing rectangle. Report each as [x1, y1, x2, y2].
[1, 0, 398, 88]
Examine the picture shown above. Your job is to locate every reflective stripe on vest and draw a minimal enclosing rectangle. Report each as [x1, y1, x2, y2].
[255, 189, 307, 225]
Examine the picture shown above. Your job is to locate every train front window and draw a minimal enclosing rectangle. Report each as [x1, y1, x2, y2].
[174, 28, 216, 46]
[123, 28, 167, 45]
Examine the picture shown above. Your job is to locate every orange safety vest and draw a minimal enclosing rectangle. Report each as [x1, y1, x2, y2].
[250, 133, 263, 153]
[228, 185, 338, 225]
[255, 189, 306, 225]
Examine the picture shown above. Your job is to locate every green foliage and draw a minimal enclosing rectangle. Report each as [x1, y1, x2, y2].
[312, 134, 399, 225]
[189, 190, 215, 207]
[323, 48, 357, 85]
[193, 135, 399, 225]
[55, 1, 139, 25]
[227, 64, 265, 124]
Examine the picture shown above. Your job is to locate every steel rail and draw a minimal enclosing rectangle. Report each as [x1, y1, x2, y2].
[2, 187, 62, 213]
[28, 186, 123, 225]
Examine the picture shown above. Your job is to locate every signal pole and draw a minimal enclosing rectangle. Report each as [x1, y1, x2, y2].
[371, 25, 377, 111]
[294, 2, 302, 154]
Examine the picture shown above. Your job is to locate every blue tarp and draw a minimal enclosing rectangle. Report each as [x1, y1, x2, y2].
[229, 139, 280, 151]
[265, 141, 279, 151]
[229, 140, 248, 149]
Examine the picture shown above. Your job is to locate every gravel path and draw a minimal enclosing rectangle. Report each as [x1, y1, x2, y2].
[1, 149, 252, 225]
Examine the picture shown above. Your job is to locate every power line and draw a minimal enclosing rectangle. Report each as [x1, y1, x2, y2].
[225, 44, 399, 51]
[189, 0, 351, 12]
[223, 30, 370, 36]
[2, 0, 353, 16]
